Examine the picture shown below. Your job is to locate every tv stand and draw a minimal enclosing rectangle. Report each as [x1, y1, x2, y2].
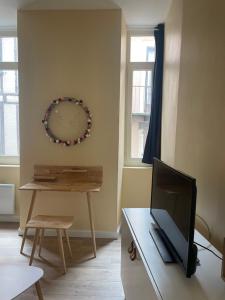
[121, 208, 225, 300]
[150, 223, 176, 263]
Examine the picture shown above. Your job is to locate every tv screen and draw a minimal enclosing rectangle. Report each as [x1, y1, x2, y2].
[150, 158, 197, 277]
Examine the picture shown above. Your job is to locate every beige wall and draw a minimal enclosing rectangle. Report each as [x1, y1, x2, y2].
[0, 165, 20, 217]
[18, 10, 123, 234]
[175, 0, 225, 251]
[162, 0, 225, 250]
[117, 16, 127, 225]
[161, 0, 183, 166]
[121, 167, 152, 209]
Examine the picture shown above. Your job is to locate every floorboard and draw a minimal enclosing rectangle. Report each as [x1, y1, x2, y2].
[0, 223, 124, 300]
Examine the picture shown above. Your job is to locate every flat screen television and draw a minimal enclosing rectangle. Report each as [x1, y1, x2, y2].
[150, 158, 198, 278]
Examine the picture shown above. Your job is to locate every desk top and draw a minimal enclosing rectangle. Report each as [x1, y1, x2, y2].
[20, 181, 101, 192]
[19, 165, 103, 192]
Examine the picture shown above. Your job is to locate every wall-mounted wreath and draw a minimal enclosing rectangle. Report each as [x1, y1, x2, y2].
[42, 97, 92, 146]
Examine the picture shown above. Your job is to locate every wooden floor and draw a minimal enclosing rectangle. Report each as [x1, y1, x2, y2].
[0, 223, 124, 300]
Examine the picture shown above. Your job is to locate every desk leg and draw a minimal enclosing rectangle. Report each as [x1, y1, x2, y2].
[35, 280, 44, 300]
[38, 229, 44, 257]
[20, 190, 37, 254]
[57, 229, 67, 274]
[86, 192, 96, 258]
[29, 228, 40, 265]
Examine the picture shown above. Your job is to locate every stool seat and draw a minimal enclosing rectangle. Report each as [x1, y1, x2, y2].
[26, 215, 74, 230]
[25, 215, 74, 274]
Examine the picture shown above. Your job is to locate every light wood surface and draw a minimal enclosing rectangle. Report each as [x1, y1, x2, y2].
[0, 265, 44, 300]
[19, 181, 102, 192]
[35, 281, 44, 300]
[26, 215, 73, 273]
[38, 229, 44, 257]
[87, 192, 97, 257]
[30, 228, 40, 266]
[20, 165, 103, 192]
[64, 229, 73, 258]
[34, 165, 103, 182]
[33, 175, 56, 182]
[57, 229, 67, 274]
[19, 165, 103, 259]
[26, 215, 74, 230]
[20, 190, 37, 254]
[0, 223, 124, 300]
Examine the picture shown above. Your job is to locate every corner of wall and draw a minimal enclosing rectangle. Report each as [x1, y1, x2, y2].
[161, 0, 183, 166]
[117, 15, 127, 226]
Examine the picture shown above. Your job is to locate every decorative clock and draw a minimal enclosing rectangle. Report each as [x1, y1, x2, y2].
[42, 97, 92, 146]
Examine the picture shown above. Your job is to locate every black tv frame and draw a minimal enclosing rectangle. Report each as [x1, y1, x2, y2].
[150, 158, 198, 278]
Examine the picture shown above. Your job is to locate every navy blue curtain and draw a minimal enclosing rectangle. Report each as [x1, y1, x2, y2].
[142, 23, 164, 164]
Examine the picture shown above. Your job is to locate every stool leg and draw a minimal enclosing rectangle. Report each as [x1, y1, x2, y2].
[35, 280, 44, 300]
[20, 227, 28, 254]
[86, 192, 97, 257]
[29, 228, 40, 265]
[64, 229, 73, 258]
[20, 190, 37, 254]
[38, 229, 44, 257]
[57, 229, 66, 274]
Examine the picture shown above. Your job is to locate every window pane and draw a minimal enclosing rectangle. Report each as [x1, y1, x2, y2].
[0, 70, 3, 94]
[131, 115, 150, 158]
[2, 70, 18, 94]
[6, 95, 19, 103]
[130, 36, 155, 62]
[132, 70, 152, 114]
[131, 70, 152, 159]
[3, 103, 19, 156]
[0, 37, 18, 62]
[0, 37, 19, 159]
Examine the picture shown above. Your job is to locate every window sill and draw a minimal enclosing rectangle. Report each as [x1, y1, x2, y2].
[0, 156, 20, 165]
[124, 159, 152, 168]
[123, 163, 152, 171]
[123, 165, 152, 170]
[0, 164, 20, 168]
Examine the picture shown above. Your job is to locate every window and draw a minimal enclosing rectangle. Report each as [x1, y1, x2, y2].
[0, 35, 19, 164]
[125, 32, 155, 165]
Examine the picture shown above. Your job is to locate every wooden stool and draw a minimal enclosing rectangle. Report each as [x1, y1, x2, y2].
[26, 215, 73, 274]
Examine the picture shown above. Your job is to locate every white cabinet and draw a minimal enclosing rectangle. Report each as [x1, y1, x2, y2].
[121, 208, 225, 300]
[121, 214, 160, 300]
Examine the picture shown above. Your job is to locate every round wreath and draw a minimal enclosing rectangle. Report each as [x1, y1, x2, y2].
[42, 97, 92, 146]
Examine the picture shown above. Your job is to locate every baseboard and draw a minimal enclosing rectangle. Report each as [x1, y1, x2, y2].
[18, 227, 119, 239]
[0, 215, 19, 222]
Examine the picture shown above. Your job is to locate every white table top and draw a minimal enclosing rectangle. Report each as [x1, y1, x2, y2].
[0, 266, 44, 300]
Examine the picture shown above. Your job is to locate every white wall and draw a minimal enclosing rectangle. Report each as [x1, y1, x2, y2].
[117, 16, 127, 224]
[162, 0, 225, 250]
[121, 167, 152, 209]
[161, 0, 183, 166]
[18, 9, 124, 234]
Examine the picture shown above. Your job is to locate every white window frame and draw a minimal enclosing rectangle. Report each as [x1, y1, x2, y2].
[125, 29, 155, 166]
[0, 30, 19, 165]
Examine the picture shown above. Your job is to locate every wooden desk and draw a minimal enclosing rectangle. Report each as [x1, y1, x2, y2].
[19, 165, 103, 258]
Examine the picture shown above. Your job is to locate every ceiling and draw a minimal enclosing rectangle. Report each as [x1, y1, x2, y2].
[0, 0, 172, 28]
